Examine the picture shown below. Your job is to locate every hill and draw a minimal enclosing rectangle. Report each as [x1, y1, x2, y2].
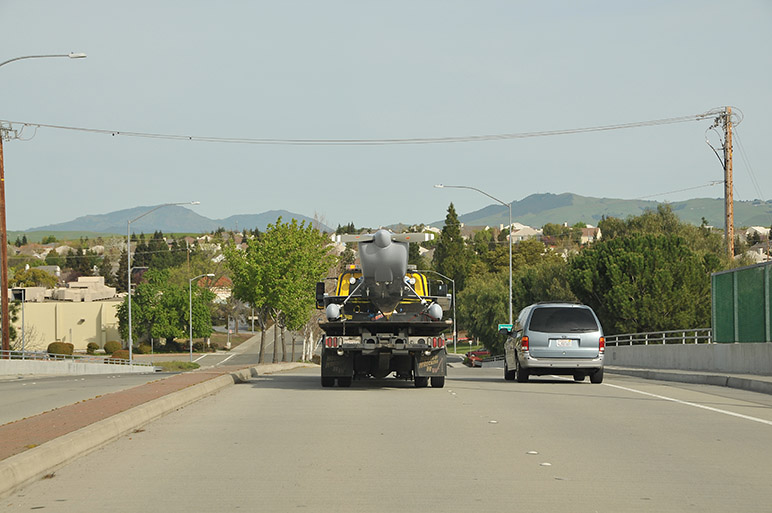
[23, 206, 332, 235]
[437, 193, 772, 229]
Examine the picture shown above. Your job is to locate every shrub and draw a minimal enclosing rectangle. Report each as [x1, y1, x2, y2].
[47, 342, 73, 356]
[86, 342, 99, 355]
[209, 342, 220, 351]
[192, 341, 205, 352]
[103, 341, 122, 355]
[110, 349, 130, 360]
[135, 344, 152, 354]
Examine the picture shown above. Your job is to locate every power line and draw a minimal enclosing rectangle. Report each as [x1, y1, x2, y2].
[0, 109, 723, 146]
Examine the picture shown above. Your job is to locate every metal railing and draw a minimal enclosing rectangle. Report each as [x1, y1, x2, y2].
[605, 328, 713, 346]
[0, 349, 155, 367]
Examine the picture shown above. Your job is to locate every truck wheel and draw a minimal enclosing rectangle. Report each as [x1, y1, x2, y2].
[515, 359, 529, 383]
[590, 368, 604, 384]
[430, 376, 445, 388]
[321, 376, 335, 387]
[414, 376, 429, 388]
[504, 362, 516, 381]
[337, 377, 352, 387]
[573, 373, 585, 382]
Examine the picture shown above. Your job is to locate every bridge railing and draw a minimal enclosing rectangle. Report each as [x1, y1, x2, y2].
[0, 349, 155, 367]
[605, 328, 712, 346]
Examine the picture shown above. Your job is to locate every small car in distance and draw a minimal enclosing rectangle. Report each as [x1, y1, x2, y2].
[501, 302, 605, 383]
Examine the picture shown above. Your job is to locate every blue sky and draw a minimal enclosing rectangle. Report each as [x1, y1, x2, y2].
[1, 1, 770, 230]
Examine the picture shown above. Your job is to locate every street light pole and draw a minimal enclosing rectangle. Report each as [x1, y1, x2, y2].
[0, 52, 86, 353]
[435, 184, 513, 326]
[190, 273, 215, 363]
[127, 202, 199, 364]
[418, 269, 456, 353]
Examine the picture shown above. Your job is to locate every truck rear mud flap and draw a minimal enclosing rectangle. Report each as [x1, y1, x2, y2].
[321, 350, 354, 378]
[414, 351, 447, 377]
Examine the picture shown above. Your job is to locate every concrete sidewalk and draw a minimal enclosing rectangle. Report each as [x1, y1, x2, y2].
[0, 361, 313, 499]
[606, 366, 772, 395]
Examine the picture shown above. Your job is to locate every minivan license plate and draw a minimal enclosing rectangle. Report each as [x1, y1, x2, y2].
[555, 339, 572, 348]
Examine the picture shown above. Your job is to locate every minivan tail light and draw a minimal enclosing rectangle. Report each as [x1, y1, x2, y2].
[599, 337, 605, 353]
[521, 336, 529, 351]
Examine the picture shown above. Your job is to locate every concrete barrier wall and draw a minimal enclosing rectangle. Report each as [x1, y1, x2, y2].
[0, 360, 155, 376]
[606, 343, 772, 375]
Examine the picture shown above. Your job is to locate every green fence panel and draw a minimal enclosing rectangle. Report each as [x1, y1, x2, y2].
[712, 271, 735, 343]
[712, 262, 771, 343]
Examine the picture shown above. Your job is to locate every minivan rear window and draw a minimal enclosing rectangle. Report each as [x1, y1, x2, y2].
[528, 307, 599, 333]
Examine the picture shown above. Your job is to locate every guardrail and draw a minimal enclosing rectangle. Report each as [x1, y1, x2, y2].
[605, 328, 712, 346]
[0, 350, 155, 367]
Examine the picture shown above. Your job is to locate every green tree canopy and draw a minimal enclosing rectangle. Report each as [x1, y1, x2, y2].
[568, 234, 719, 334]
[116, 268, 215, 345]
[11, 268, 58, 288]
[457, 272, 508, 354]
[433, 203, 471, 290]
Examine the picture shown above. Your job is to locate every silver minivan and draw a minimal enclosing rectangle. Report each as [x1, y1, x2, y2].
[502, 302, 605, 383]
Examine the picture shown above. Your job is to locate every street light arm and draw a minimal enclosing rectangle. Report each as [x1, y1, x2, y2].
[128, 201, 199, 225]
[0, 53, 87, 68]
[435, 184, 508, 208]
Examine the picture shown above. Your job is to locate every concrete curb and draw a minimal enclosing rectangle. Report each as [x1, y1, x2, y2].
[605, 367, 772, 396]
[0, 362, 307, 499]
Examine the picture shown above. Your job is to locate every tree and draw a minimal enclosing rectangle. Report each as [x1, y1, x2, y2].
[115, 249, 129, 293]
[224, 217, 337, 362]
[433, 203, 471, 290]
[568, 234, 718, 334]
[116, 268, 215, 347]
[11, 268, 58, 288]
[457, 272, 508, 354]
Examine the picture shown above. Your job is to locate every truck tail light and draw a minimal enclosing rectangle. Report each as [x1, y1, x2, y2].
[325, 337, 339, 348]
[521, 336, 529, 351]
[439, 338, 445, 348]
[599, 337, 605, 354]
[432, 337, 438, 348]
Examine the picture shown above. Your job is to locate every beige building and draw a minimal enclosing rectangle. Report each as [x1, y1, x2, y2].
[12, 299, 122, 352]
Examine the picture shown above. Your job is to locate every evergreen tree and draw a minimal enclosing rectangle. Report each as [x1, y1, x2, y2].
[115, 249, 129, 293]
[433, 203, 471, 290]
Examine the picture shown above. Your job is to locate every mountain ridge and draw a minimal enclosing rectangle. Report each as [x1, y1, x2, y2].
[436, 193, 772, 229]
[24, 206, 332, 234]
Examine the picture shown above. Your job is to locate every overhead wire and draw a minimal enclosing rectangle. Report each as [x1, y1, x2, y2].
[0, 110, 722, 146]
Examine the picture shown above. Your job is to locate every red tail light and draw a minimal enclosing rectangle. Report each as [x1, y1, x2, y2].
[432, 337, 438, 348]
[440, 338, 445, 348]
[521, 336, 529, 351]
[599, 337, 605, 353]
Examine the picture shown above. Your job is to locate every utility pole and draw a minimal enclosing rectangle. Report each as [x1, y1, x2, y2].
[0, 132, 9, 353]
[723, 107, 734, 259]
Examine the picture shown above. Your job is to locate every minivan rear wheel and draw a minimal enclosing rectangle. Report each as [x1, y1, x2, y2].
[504, 362, 516, 381]
[515, 359, 529, 383]
[590, 368, 604, 384]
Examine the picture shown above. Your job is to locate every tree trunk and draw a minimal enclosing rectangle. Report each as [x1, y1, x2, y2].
[258, 328, 266, 364]
[272, 321, 278, 363]
[281, 326, 287, 362]
[291, 333, 295, 362]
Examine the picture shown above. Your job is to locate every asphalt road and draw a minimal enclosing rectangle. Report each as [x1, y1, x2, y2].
[5, 365, 772, 512]
[0, 373, 173, 427]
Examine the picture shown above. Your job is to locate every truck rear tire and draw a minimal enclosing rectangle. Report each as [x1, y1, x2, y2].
[414, 376, 429, 388]
[321, 376, 335, 387]
[338, 377, 352, 387]
[590, 368, 604, 384]
[430, 376, 445, 388]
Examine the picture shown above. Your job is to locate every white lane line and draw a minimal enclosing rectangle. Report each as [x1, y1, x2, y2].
[194, 354, 208, 363]
[605, 382, 772, 427]
[215, 353, 236, 366]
